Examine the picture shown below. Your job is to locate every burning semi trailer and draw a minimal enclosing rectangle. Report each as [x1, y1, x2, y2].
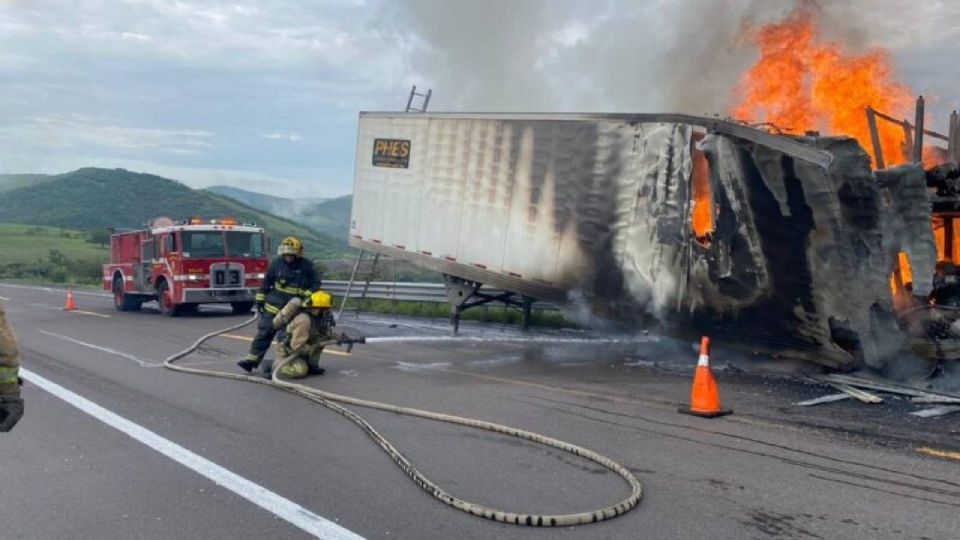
[347, 111, 960, 372]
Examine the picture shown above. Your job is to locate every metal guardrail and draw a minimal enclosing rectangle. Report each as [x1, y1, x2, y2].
[322, 280, 560, 310]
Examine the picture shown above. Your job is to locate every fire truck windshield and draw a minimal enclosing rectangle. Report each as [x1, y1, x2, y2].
[182, 231, 225, 258]
[181, 231, 263, 258]
[225, 231, 265, 258]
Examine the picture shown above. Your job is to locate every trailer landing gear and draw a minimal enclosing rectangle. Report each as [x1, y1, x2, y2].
[443, 274, 536, 334]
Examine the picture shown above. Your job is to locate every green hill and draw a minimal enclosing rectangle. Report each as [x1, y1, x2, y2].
[301, 195, 352, 242]
[0, 173, 54, 193]
[0, 168, 349, 258]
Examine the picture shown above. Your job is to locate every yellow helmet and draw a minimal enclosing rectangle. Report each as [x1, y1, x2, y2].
[307, 290, 333, 309]
[277, 236, 303, 257]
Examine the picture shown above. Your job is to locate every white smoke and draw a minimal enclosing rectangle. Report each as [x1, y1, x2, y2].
[381, 1, 958, 124]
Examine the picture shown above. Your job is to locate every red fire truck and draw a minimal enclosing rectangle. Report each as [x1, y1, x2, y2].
[103, 217, 270, 316]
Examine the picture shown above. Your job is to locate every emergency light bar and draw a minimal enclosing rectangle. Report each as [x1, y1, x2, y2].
[176, 217, 258, 227]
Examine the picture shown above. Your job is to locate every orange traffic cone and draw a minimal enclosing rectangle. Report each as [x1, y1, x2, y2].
[678, 337, 732, 418]
[64, 287, 76, 311]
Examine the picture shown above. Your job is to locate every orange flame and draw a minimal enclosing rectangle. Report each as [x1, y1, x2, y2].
[732, 8, 913, 168]
[691, 144, 713, 241]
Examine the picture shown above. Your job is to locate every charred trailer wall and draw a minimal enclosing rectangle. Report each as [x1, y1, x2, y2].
[350, 113, 927, 370]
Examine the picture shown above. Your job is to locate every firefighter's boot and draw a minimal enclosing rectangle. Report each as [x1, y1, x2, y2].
[237, 358, 259, 373]
[307, 356, 324, 376]
[260, 359, 274, 380]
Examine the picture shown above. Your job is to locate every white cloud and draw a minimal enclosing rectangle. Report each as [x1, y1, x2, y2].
[261, 131, 303, 142]
[0, 114, 213, 154]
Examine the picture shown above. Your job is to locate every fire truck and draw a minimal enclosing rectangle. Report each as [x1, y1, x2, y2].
[103, 217, 270, 316]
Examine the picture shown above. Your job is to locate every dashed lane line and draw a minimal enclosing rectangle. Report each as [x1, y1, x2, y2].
[0, 282, 111, 298]
[20, 367, 365, 540]
[219, 333, 351, 356]
[38, 330, 158, 368]
[70, 309, 112, 318]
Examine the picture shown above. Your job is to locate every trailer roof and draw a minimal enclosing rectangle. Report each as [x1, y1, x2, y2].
[358, 111, 833, 169]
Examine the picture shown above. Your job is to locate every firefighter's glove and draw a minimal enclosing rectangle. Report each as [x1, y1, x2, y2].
[0, 395, 24, 432]
[275, 328, 288, 345]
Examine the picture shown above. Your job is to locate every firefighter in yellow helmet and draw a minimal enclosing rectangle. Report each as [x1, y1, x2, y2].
[262, 290, 363, 379]
[0, 299, 24, 432]
[238, 236, 321, 377]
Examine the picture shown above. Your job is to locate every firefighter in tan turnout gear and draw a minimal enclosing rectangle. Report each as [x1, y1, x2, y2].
[238, 236, 321, 377]
[265, 291, 364, 379]
[0, 300, 24, 432]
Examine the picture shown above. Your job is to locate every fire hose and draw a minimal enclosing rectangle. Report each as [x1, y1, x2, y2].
[163, 313, 643, 527]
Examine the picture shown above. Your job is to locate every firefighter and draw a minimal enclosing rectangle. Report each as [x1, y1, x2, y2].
[237, 236, 321, 376]
[0, 300, 23, 432]
[263, 290, 349, 379]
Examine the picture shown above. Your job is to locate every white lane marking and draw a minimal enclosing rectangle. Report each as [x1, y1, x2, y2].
[0, 282, 112, 298]
[20, 368, 365, 540]
[38, 330, 159, 368]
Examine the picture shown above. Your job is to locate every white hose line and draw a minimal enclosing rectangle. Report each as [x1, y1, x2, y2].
[163, 314, 643, 527]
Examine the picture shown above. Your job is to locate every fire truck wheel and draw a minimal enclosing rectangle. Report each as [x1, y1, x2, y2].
[231, 302, 254, 315]
[113, 278, 143, 312]
[157, 281, 179, 317]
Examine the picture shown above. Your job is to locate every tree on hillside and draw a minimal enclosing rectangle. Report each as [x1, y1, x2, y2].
[86, 229, 111, 248]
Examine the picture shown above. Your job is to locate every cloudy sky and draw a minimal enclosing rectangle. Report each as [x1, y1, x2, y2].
[0, 0, 957, 198]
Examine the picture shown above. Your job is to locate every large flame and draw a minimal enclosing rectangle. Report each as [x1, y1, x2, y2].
[731, 8, 913, 168]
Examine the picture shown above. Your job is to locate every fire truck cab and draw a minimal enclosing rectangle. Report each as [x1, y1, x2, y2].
[103, 217, 269, 316]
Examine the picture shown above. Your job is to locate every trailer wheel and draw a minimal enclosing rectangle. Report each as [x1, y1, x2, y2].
[157, 280, 179, 317]
[231, 301, 254, 315]
[113, 277, 143, 312]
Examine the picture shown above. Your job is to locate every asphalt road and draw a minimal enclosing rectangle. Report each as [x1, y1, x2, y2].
[1, 282, 958, 539]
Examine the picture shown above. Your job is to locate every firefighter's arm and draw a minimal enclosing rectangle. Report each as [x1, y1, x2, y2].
[305, 259, 322, 291]
[256, 260, 278, 307]
[271, 298, 302, 330]
[287, 313, 312, 351]
[0, 304, 23, 432]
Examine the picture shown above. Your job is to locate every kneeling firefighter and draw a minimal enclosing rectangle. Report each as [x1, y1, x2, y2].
[264, 290, 364, 379]
[1, 300, 23, 432]
[238, 236, 321, 377]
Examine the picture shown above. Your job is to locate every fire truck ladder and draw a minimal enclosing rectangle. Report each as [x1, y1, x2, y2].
[405, 85, 432, 113]
[336, 250, 381, 320]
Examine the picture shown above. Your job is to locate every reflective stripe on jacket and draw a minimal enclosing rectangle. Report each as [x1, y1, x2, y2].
[259, 256, 321, 309]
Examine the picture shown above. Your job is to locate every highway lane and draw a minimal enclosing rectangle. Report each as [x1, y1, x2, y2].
[1, 282, 959, 539]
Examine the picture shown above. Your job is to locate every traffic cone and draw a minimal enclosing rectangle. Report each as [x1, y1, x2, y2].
[64, 288, 76, 311]
[678, 337, 732, 418]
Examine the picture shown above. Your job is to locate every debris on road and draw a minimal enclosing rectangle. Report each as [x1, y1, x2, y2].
[822, 382, 883, 404]
[910, 406, 960, 418]
[795, 393, 851, 406]
[804, 373, 960, 417]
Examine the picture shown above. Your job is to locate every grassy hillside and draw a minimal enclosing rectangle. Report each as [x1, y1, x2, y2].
[301, 195, 352, 242]
[0, 223, 108, 284]
[0, 168, 349, 258]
